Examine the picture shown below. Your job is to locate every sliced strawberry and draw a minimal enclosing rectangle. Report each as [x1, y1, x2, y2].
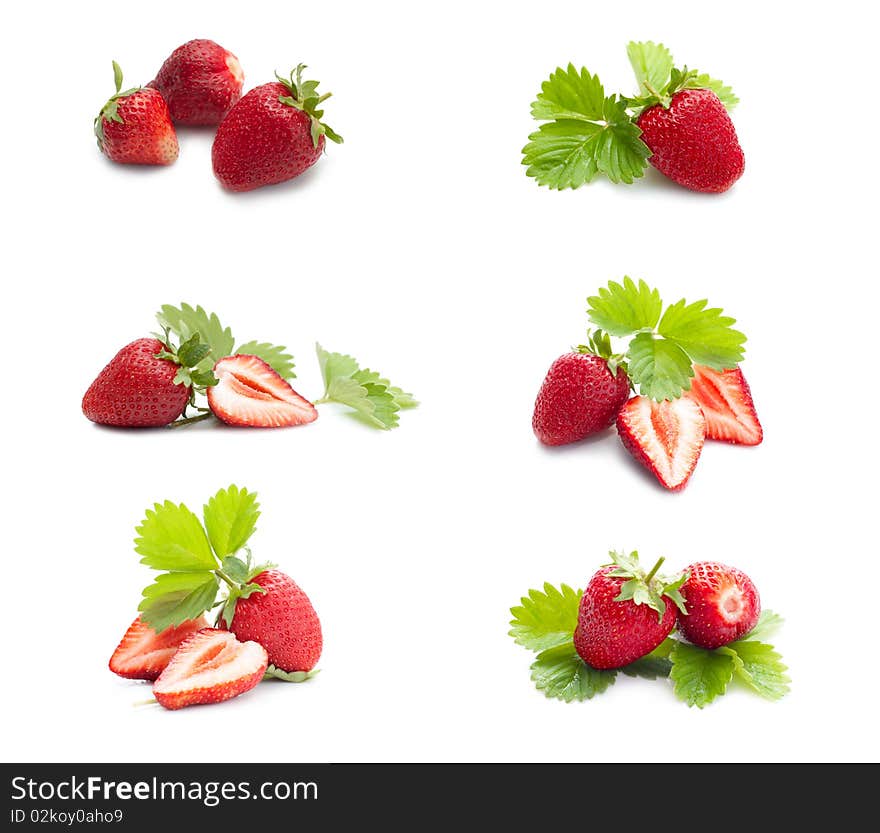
[152, 628, 268, 710]
[109, 615, 208, 681]
[616, 395, 706, 491]
[207, 355, 318, 428]
[685, 365, 763, 446]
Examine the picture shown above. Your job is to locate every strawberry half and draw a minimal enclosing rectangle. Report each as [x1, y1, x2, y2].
[678, 562, 761, 649]
[616, 395, 706, 490]
[685, 365, 762, 445]
[109, 615, 208, 681]
[207, 355, 318, 428]
[152, 628, 268, 710]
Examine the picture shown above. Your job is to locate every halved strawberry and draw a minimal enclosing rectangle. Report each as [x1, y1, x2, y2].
[109, 615, 208, 681]
[616, 395, 706, 490]
[152, 628, 268, 710]
[207, 355, 318, 428]
[685, 365, 763, 446]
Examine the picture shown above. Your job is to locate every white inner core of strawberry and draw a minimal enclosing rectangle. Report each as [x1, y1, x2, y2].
[717, 585, 745, 623]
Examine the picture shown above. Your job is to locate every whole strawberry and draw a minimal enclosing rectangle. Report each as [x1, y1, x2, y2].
[533, 344, 630, 446]
[82, 332, 211, 427]
[212, 64, 342, 192]
[574, 551, 687, 670]
[95, 62, 179, 165]
[678, 562, 760, 649]
[637, 88, 744, 193]
[222, 569, 322, 674]
[149, 39, 244, 126]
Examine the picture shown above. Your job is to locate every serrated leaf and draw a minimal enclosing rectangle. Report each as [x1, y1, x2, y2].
[687, 72, 739, 110]
[264, 665, 320, 682]
[658, 298, 746, 371]
[220, 556, 249, 583]
[669, 641, 736, 708]
[138, 572, 219, 632]
[587, 277, 663, 336]
[626, 332, 694, 400]
[627, 41, 674, 96]
[530, 643, 616, 701]
[357, 383, 400, 430]
[353, 369, 419, 409]
[727, 640, 790, 701]
[740, 610, 784, 643]
[235, 340, 295, 379]
[316, 343, 359, 389]
[157, 304, 234, 372]
[135, 501, 217, 572]
[202, 485, 260, 560]
[509, 583, 582, 652]
[531, 64, 606, 122]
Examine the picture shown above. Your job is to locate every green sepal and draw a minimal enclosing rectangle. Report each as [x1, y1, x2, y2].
[264, 666, 320, 683]
[575, 329, 628, 379]
[94, 61, 142, 150]
[605, 550, 687, 622]
[275, 64, 343, 149]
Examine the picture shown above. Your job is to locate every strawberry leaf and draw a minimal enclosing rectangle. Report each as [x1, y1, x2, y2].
[233, 341, 295, 377]
[138, 572, 219, 632]
[531, 643, 616, 701]
[727, 640, 790, 701]
[669, 641, 736, 708]
[587, 277, 663, 336]
[509, 583, 582, 652]
[658, 298, 746, 371]
[264, 666, 320, 683]
[626, 333, 694, 401]
[626, 41, 674, 97]
[156, 304, 235, 372]
[740, 610, 784, 643]
[619, 639, 675, 679]
[135, 501, 218, 572]
[686, 71, 739, 110]
[203, 485, 260, 560]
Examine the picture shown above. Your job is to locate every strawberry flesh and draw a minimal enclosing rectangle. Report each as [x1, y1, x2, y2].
[685, 365, 762, 445]
[637, 89, 744, 193]
[678, 562, 761, 649]
[109, 615, 208, 681]
[616, 395, 706, 490]
[207, 355, 318, 428]
[152, 628, 268, 710]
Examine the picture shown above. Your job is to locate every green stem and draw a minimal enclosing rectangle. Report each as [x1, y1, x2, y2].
[645, 556, 665, 584]
[314, 396, 331, 404]
[215, 569, 238, 590]
[168, 412, 213, 428]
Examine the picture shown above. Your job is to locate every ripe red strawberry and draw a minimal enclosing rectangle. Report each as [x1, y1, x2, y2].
[685, 364, 762, 445]
[637, 88, 744, 193]
[212, 64, 342, 192]
[94, 62, 178, 165]
[149, 39, 244, 126]
[208, 355, 318, 428]
[532, 352, 630, 446]
[108, 615, 208, 680]
[616, 395, 706, 490]
[678, 562, 761, 649]
[82, 338, 190, 427]
[222, 570, 322, 673]
[152, 628, 268, 710]
[574, 551, 687, 670]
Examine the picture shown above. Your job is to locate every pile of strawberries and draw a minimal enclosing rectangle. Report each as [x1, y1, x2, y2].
[95, 39, 341, 191]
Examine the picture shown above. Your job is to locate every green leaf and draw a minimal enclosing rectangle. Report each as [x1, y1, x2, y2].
[687, 72, 739, 110]
[264, 666, 320, 682]
[658, 298, 746, 371]
[220, 556, 249, 583]
[235, 340, 295, 379]
[156, 304, 234, 371]
[727, 640, 790, 701]
[530, 643, 616, 701]
[509, 583, 582, 652]
[135, 501, 218, 572]
[669, 641, 736, 708]
[627, 333, 694, 401]
[587, 277, 663, 336]
[112, 60, 124, 94]
[627, 41, 674, 96]
[202, 485, 260, 560]
[138, 572, 219, 632]
[530, 64, 606, 122]
[740, 610, 784, 643]
[316, 343, 359, 389]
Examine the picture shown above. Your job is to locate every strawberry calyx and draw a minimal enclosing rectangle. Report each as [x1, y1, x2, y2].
[576, 329, 629, 380]
[94, 61, 143, 148]
[604, 550, 689, 622]
[215, 550, 276, 629]
[275, 64, 344, 149]
[149, 329, 220, 424]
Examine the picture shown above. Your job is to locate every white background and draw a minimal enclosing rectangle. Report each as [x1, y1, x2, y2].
[2, 0, 877, 763]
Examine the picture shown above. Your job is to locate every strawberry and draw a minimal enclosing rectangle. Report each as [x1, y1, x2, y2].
[208, 355, 318, 428]
[222, 570, 322, 674]
[685, 364, 763, 445]
[82, 337, 192, 427]
[678, 562, 761, 649]
[574, 551, 687, 670]
[152, 628, 268, 710]
[211, 64, 342, 192]
[149, 39, 244, 126]
[108, 615, 208, 680]
[94, 62, 178, 165]
[532, 351, 630, 446]
[616, 395, 706, 490]
[636, 88, 744, 193]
